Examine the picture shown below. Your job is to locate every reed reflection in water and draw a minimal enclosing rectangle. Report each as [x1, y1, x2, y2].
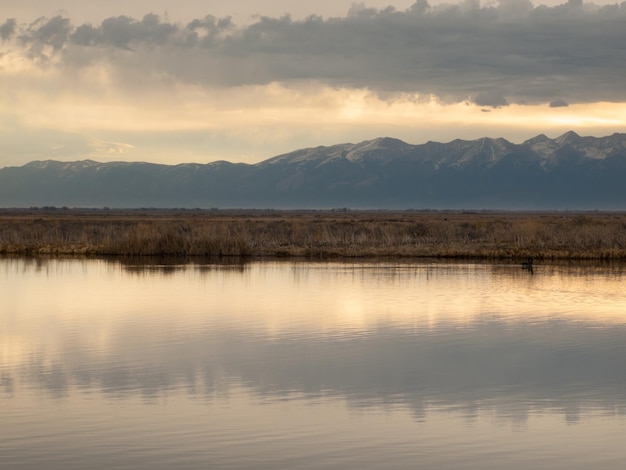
[1, 258, 626, 470]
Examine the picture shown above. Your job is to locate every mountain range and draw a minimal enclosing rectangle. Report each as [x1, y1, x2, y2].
[1, 131, 626, 209]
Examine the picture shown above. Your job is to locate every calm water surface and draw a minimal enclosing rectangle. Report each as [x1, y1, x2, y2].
[1, 258, 626, 469]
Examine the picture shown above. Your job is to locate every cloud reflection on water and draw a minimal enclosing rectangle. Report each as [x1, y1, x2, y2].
[2, 258, 626, 424]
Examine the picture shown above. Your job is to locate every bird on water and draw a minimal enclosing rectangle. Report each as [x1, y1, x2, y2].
[521, 257, 534, 274]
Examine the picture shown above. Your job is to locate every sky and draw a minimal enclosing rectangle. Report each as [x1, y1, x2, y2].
[1, 0, 625, 167]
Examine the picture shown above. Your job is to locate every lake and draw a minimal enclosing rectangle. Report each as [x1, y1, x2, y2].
[1, 257, 626, 469]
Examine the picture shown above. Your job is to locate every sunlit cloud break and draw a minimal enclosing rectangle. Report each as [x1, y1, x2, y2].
[1, 1, 625, 166]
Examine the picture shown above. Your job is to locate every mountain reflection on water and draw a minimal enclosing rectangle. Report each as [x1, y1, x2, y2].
[3, 258, 626, 424]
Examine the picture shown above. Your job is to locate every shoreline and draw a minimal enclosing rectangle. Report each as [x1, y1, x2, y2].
[1, 209, 626, 259]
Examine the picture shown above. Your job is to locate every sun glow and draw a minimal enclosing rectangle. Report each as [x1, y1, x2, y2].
[7, 80, 626, 131]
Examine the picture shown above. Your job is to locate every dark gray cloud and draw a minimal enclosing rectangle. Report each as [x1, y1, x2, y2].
[3, 1, 626, 105]
[0, 18, 16, 41]
[25, 16, 72, 49]
[550, 98, 569, 107]
[474, 91, 509, 108]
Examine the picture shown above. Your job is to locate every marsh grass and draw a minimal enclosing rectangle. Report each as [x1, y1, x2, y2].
[1, 209, 626, 259]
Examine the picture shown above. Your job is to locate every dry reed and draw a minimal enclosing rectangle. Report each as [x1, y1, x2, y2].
[1, 209, 626, 259]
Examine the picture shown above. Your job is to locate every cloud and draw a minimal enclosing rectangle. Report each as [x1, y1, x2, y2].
[1, 1, 625, 105]
[0, 19, 16, 41]
[474, 91, 509, 108]
[2, 1, 626, 167]
[29, 16, 72, 48]
[550, 99, 569, 107]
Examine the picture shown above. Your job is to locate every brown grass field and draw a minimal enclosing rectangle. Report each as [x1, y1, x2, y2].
[1, 208, 626, 259]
